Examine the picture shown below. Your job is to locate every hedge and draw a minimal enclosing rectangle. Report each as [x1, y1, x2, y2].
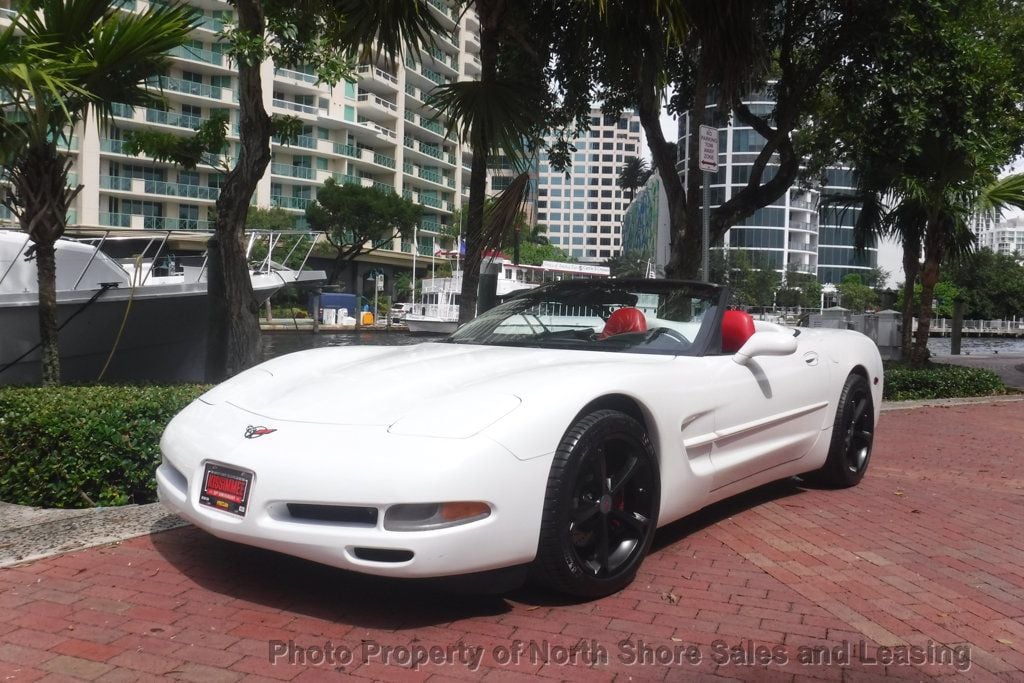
[883, 363, 1006, 401]
[0, 385, 207, 508]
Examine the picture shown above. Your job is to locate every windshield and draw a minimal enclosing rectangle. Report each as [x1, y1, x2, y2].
[448, 279, 723, 356]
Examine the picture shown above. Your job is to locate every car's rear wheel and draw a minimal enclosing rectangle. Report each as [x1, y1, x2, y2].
[807, 373, 875, 488]
[534, 409, 660, 598]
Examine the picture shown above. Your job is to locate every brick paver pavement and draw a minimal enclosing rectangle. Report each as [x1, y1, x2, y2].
[1, 401, 1023, 682]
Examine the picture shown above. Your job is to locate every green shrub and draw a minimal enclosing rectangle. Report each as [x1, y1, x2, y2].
[883, 364, 1005, 401]
[0, 384, 207, 508]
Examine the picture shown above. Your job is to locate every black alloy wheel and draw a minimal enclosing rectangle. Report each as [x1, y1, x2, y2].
[808, 373, 875, 488]
[534, 409, 660, 598]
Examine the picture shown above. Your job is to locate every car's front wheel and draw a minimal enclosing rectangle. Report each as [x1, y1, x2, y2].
[807, 373, 875, 488]
[534, 409, 660, 598]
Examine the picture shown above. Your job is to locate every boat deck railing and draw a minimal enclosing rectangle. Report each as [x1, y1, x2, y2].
[0, 228, 326, 292]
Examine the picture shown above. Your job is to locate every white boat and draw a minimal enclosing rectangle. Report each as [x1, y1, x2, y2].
[0, 229, 325, 385]
[405, 257, 612, 334]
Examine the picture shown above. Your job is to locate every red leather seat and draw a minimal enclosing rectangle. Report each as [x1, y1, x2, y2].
[721, 310, 755, 353]
[599, 307, 647, 339]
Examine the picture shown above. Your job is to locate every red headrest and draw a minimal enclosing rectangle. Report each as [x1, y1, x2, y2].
[599, 307, 647, 339]
[722, 310, 755, 353]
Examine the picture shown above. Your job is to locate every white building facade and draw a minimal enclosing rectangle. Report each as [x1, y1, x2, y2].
[534, 110, 643, 262]
[975, 214, 1024, 258]
[0, 0, 480, 260]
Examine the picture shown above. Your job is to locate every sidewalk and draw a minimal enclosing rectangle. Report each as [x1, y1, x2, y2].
[2, 399, 1023, 681]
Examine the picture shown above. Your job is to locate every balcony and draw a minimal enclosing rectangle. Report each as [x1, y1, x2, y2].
[355, 93, 399, 122]
[145, 180, 221, 201]
[169, 44, 224, 67]
[271, 195, 314, 210]
[272, 98, 318, 117]
[196, 14, 225, 33]
[99, 212, 133, 228]
[420, 67, 448, 86]
[404, 84, 423, 104]
[360, 120, 396, 140]
[270, 163, 315, 180]
[101, 138, 127, 154]
[401, 240, 434, 256]
[425, 0, 457, 22]
[423, 47, 458, 75]
[438, 29, 459, 52]
[404, 111, 447, 140]
[403, 136, 455, 167]
[272, 134, 318, 149]
[788, 241, 817, 253]
[158, 75, 224, 101]
[146, 108, 206, 130]
[100, 175, 133, 191]
[355, 65, 399, 95]
[148, 216, 213, 231]
[333, 142, 360, 159]
[404, 189, 453, 213]
[786, 262, 817, 274]
[276, 67, 318, 85]
[331, 172, 368, 188]
[111, 102, 135, 119]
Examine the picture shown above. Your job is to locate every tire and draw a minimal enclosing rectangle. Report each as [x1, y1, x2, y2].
[533, 409, 660, 598]
[807, 373, 875, 488]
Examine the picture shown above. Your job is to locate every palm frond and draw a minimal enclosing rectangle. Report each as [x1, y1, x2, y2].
[330, 0, 443, 67]
[427, 80, 540, 167]
[480, 171, 532, 264]
[977, 172, 1024, 215]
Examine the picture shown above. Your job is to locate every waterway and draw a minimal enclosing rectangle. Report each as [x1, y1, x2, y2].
[927, 336, 1024, 356]
[261, 330, 426, 360]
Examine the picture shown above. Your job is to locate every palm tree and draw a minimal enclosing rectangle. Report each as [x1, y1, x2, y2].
[848, 169, 1024, 365]
[616, 156, 652, 202]
[429, 1, 544, 324]
[0, 0, 198, 385]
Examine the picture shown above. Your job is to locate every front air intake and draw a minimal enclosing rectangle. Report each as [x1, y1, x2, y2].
[352, 547, 414, 563]
[285, 503, 378, 526]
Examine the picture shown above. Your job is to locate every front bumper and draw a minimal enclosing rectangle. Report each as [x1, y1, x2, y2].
[157, 400, 551, 578]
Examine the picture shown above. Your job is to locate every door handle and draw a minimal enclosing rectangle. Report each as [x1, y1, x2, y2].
[803, 351, 819, 366]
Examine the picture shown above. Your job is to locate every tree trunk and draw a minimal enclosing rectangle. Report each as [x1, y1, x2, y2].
[458, 1, 502, 324]
[639, 87, 688, 280]
[34, 242, 61, 386]
[899, 232, 920, 360]
[9, 142, 78, 386]
[329, 252, 346, 286]
[909, 218, 944, 367]
[684, 56, 708, 259]
[206, 0, 272, 382]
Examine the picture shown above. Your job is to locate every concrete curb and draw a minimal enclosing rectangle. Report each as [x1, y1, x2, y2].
[0, 501, 187, 569]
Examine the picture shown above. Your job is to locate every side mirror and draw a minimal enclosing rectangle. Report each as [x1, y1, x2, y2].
[732, 332, 798, 365]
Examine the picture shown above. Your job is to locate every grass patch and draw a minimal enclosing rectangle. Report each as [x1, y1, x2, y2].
[0, 384, 207, 508]
[883, 363, 1005, 401]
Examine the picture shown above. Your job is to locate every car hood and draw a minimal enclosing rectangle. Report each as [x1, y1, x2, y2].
[211, 342, 670, 429]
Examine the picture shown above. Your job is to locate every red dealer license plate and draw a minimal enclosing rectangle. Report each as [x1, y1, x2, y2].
[199, 463, 253, 516]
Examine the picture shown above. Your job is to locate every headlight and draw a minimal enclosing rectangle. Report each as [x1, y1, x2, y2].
[383, 502, 491, 531]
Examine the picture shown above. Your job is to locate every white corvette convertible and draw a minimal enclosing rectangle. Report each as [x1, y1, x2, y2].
[158, 279, 882, 597]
